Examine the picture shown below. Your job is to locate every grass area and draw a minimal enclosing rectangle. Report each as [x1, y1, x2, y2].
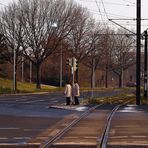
[86, 90, 148, 105]
[0, 77, 60, 94]
[87, 93, 135, 104]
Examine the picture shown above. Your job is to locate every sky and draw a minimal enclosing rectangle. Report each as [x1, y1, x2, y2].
[0, 0, 148, 33]
[75, 0, 148, 33]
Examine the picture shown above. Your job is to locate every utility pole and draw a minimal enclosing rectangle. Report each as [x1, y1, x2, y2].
[60, 43, 62, 88]
[144, 30, 147, 98]
[136, 0, 141, 105]
[13, 47, 16, 93]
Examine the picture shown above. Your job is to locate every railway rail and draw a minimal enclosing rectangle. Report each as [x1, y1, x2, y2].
[40, 104, 123, 148]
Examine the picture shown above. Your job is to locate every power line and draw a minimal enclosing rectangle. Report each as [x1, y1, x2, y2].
[79, 0, 135, 7]
[122, 0, 135, 5]
[89, 9, 134, 19]
[100, 0, 109, 20]
[95, 0, 104, 22]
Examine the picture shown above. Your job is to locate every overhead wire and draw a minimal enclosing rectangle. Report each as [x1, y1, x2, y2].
[95, 0, 104, 22]
[79, 0, 135, 7]
[121, 0, 135, 5]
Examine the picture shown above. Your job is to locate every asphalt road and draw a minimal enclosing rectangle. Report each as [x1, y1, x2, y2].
[0, 90, 123, 146]
[0, 92, 78, 146]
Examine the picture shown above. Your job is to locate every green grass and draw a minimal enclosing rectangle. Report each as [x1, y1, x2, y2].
[86, 91, 148, 105]
[87, 93, 135, 104]
[0, 77, 60, 94]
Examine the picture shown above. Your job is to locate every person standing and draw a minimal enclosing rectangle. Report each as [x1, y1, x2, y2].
[64, 81, 72, 105]
[73, 81, 80, 105]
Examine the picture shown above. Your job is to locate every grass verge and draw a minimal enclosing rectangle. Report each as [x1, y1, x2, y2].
[0, 77, 60, 94]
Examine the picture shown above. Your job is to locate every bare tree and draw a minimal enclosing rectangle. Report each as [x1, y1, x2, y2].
[66, 6, 96, 82]
[0, 2, 25, 91]
[83, 23, 103, 88]
[0, 33, 7, 64]
[100, 28, 115, 88]
[17, 0, 78, 88]
[111, 29, 136, 88]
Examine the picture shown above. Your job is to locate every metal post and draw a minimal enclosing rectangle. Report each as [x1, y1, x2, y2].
[30, 61, 32, 83]
[13, 48, 16, 92]
[144, 30, 147, 98]
[21, 56, 24, 82]
[72, 57, 75, 87]
[60, 43, 62, 88]
[136, 0, 141, 105]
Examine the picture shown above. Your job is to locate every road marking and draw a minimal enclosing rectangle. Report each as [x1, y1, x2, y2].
[51, 100, 58, 103]
[24, 129, 44, 131]
[0, 138, 8, 140]
[25, 100, 40, 103]
[0, 127, 20, 130]
[110, 136, 128, 139]
[36, 136, 48, 139]
[15, 99, 29, 101]
[13, 137, 31, 140]
[25, 99, 46, 104]
[131, 135, 147, 138]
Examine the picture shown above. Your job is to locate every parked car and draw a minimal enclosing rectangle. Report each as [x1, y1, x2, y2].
[126, 81, 136, 87]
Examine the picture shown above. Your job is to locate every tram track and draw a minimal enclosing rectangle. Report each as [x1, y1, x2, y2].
[39, 104, 123, 148]
[40, 105, 101, 148]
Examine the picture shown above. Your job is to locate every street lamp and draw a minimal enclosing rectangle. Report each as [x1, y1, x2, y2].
[60, 42, 62, 88]
[13, 45, 16, 92]
[30, 60, 32, 83]
[51, 23, 63, 88]
[19, 46, 24, 82]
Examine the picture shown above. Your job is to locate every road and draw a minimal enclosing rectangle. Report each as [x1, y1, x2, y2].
[0, 90, 123, 147]
[0, 92, 77, 146]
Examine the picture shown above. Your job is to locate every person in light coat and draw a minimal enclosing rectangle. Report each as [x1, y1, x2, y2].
[64, 81, 72, 105]
[73, 81, 80, 105]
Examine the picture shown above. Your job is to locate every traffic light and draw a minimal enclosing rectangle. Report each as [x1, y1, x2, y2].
[76, 60, 78, 69]
[66, 58, 72, 66]
[73, 58, 78, 71]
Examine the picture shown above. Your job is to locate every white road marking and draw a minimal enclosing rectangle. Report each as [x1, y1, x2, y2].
[0, 138, 8, 140]
[24, 129, 44, 131]
[25, 99, 45, 104]
[131, 136, 147, 138]
[0, 127, 20, 130]
[13, 137, 31, 140]
[110, 136, 128, 139]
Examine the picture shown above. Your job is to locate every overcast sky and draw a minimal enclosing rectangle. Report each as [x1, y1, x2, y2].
[1, 0, 148, 32]
[75, 0, 148, 32]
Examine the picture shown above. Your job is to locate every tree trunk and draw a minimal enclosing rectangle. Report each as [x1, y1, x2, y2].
[119, 74, 122, 88]
[76, 68, 78, 83]
[15, 64, 17, 92]
[36, 63, 41, 89]
[119, 68, 123, 88]
[90, 65, 93, 88]
[90, 58, 95, 88]
[105, 65, 108, 88]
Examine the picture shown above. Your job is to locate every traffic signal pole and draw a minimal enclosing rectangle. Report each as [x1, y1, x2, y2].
[144, 30, 147, 98]
[136, 0, 141, 105]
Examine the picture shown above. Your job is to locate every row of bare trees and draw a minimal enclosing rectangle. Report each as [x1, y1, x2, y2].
[0, 0, 136, 90]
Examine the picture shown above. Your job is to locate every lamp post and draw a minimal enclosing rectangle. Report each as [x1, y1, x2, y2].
[13, 46, 16, 92]
[60, 42, 62, 88]
[19, 46, 24, 82]
[30, 60, 32, 83]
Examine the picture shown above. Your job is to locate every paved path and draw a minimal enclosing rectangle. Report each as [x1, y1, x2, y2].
[108, 105, 148, 147]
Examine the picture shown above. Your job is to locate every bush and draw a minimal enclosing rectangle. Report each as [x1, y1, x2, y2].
[41, 77, 66, 87]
